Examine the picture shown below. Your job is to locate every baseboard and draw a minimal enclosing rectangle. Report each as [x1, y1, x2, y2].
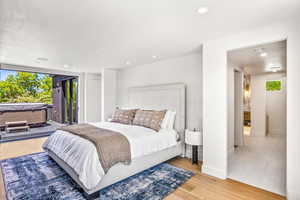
[201, 165, 227, 179]
[287, 188, 300, 200]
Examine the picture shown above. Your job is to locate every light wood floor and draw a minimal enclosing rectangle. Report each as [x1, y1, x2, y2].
[0, 138, 285, 200]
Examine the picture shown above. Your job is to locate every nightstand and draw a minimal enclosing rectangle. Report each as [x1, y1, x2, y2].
[185, 129, 203, 164]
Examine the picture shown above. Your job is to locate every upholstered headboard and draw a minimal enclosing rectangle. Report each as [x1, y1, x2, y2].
[128, 83, 186, 140]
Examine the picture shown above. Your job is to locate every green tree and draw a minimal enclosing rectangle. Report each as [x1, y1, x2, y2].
[0, 71, 53, 104]
[15, 72, 40, 96]
[0, 80, 23, 102]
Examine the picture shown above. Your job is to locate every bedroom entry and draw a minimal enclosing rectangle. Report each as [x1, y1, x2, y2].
[227, 40, 287, 196]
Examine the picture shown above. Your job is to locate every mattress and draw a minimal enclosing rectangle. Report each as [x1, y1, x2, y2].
[43, 122, 178, 190]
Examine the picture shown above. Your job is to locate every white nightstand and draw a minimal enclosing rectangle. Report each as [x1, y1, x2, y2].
[185, 129, 203, 164]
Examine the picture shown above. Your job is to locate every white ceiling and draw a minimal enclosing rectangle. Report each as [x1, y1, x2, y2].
[228, 40, 287, 75]
[0, 0, 299, 72]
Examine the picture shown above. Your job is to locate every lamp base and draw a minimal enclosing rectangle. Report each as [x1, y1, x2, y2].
[192, 145, 198, 165]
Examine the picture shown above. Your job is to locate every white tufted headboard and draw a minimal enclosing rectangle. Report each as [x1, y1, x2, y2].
[128, 83, 186, 141]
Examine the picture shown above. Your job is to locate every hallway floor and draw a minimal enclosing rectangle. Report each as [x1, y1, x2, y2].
[228, 134, 286, 196]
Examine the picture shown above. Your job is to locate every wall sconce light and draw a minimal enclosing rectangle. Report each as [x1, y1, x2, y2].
[244, 84, 250, 98]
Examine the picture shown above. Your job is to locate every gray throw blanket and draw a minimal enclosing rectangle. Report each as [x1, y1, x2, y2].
[59, 124, 131, 173]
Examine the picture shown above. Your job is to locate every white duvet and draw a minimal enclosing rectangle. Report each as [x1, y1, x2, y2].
[42, 122, 178, 190]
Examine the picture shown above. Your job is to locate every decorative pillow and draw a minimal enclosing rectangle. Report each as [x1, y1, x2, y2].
[111, 108, 138, 124]
[133, 110, 167, 131]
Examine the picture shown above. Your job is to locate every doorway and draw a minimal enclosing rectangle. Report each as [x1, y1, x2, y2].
[227, 40, 287, 196]
[0, 68, 79, 142]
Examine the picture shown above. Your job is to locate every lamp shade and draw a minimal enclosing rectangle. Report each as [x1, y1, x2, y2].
[185, 130, 203, 146]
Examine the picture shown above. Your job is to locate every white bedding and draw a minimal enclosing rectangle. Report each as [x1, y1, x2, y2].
[43, 122, 178, 190]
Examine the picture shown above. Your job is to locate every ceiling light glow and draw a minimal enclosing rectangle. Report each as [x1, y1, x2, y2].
[37, 57, 48, 61]
[260, 52, 268, 57]
[197, 7, 208, 14]
[266, 64, 281, 72]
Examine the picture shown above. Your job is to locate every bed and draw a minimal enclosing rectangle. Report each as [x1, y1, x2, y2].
[43, 83, 186, 199]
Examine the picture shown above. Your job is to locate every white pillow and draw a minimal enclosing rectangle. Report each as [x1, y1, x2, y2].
[161, 110, 176, 129]
[167, 111, 176, 129]
[161, 111, 170, 129]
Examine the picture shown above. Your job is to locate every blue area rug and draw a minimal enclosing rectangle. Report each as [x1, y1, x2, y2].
[0, 152, 194, 200]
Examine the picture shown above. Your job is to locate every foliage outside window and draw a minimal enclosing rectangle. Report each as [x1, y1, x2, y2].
[0, 70, 52, 104]
[266, 80, 282, 91]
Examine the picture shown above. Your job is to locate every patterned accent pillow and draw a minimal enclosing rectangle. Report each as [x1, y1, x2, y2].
[133, 110, 167, 131]
[111, 108, 138, 124]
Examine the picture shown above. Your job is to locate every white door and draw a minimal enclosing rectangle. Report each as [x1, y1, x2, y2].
[234, 70, 244, 146]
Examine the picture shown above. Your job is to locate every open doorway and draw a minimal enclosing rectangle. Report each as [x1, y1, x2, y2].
[52, 75, 78, 124]
[0, 68, 78, 142]
[227, 40, 287, 196]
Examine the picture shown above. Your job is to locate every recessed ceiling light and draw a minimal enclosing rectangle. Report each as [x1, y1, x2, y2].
[152, 56, 157, 59]
[266, 64, 281, 72]
[260, 52, 268, 57]
[197, 7, 208, 14]
[270, 66, 281, 69]
[37, 57, 48, 61]
[125, 61, 131, 65]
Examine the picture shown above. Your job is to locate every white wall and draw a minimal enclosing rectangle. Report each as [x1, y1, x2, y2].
[117, 52, 202, 130]
[202, 17, 300, 199]
[266, 73, 286, 135]
[251, 74, 267, 136]
[286, 20, 300, 200]
[202, 40, 228, 179]
[78, 73, 86, 123]
[101, 69, 117, 121]
[84, 73, 102, 122]
[117, 52, 202, 159]
[250, 72, 287, 136]
[251, 73, 286, 136]
[227, 62, 244, 155]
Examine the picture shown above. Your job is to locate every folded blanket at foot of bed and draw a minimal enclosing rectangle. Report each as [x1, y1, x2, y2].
[58, 123, 131, 172]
